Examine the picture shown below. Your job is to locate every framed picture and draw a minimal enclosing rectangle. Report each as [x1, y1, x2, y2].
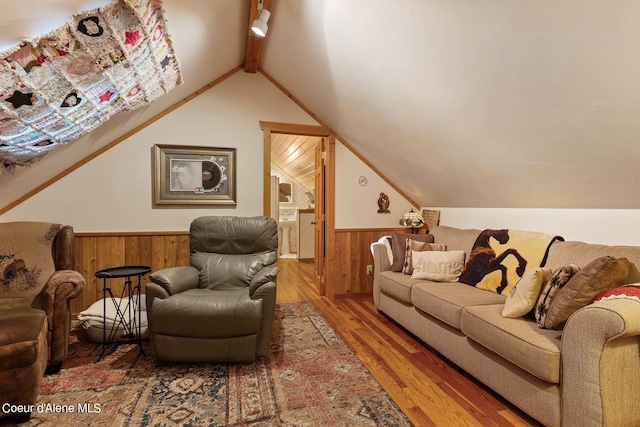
[421, 209, 440, 232]
[153, 144, 236, 206]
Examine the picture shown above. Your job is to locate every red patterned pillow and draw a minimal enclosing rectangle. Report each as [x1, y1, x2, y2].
[590, 286, 640, 304]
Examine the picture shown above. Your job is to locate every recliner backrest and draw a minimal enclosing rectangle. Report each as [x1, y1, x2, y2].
[189, 216, 278, 290]
[190, 216, 278, 255]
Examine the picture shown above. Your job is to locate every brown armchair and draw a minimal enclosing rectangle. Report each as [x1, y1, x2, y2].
[0, 222, 85, 373]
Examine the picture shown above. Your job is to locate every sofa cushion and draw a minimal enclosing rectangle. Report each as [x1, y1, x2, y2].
[390, 232, 434, 272]
[461, 305, 562, 384]
[535, 264, 580, 328]
[412, 281, 506, 330]
[502, 267, 552, 318]
[411, 250, 465, 282]
[429, 226, 481, 253]
[544, 240, 640, 283]
[192, 252, 268, 289]
[378, 271, 415, 304]
[402, 240, 447, 274]
[0, 314, 47, 371]
[544, 256, 630, 329]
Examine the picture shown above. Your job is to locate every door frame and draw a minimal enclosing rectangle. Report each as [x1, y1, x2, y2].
[260, 121, 335, 299]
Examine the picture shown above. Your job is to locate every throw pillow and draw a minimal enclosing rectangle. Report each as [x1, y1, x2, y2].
[374, 236, 393, 265]
[534, 264, 580, 328]
[502, 267, 552, 318]
[390, 231, 434, 272]
[382, 237, 393, 265]
[544, 256, 631, 329]
[591, 285, 640, 304]
[402, 239, 447, 274]
[411, 250, 465, 282]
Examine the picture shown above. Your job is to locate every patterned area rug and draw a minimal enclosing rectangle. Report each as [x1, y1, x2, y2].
[23, 302, 412, 426]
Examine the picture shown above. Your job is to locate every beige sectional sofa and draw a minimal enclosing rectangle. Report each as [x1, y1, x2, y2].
[371, 225, 640, 427]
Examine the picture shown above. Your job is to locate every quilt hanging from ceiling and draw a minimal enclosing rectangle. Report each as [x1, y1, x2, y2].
[0, 0, 182, 174]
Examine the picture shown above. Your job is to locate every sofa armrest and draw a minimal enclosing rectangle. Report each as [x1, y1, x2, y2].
[561, 298, 640, 427]
[40, 269, 85, 366]
[371, 242, 392, 308]
[149, 266, 199, 295]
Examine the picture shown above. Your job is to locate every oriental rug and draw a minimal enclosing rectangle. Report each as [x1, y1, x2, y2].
[22, 302, 412, 426]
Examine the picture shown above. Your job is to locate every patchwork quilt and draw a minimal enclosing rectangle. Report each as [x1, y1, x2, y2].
[0, 0, 182, 173]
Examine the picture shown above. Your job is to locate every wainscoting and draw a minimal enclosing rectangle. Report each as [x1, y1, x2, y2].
[72, 227, 411, 315]
[72, 231, 190, 315]
[333, 228, 407, 296]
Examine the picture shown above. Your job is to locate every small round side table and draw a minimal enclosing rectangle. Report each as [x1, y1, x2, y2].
[95, 265, 151, 361]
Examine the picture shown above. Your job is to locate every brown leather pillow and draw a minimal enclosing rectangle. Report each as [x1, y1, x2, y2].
[390, 231, 434, 272]
[544, 256, 631, 329]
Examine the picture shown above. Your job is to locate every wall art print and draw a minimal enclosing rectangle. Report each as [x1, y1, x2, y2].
[153, 144, 237, 206]
[0, 0, 182, 174]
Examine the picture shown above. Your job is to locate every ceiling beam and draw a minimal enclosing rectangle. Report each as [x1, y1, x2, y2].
[244, 0, 270, 73]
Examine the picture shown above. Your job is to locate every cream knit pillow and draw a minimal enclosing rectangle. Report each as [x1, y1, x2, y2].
[502, 267, 551, 318]
[411, 250, 465, 282]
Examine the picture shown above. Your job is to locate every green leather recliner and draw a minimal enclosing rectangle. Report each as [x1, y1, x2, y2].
[146, 216, 279, 363]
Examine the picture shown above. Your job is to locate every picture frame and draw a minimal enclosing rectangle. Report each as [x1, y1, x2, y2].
[421, 209, 440, 232]
[153, 144, 236, 206]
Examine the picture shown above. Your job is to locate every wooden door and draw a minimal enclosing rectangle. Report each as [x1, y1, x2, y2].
[314, 139, 325, 295]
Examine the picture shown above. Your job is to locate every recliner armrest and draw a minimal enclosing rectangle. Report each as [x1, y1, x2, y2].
[249, 265, 278, 296]
[150, 266, 200, 295]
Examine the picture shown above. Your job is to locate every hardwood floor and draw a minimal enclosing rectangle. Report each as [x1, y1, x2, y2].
[276, 258, 541, 427]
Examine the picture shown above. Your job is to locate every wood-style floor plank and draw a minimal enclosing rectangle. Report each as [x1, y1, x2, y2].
[275, 259, 541, 427]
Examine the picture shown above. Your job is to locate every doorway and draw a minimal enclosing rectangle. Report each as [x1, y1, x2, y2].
[261, 122, 335, 298]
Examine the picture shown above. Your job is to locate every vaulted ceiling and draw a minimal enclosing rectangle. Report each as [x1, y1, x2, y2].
[2, 0, 640, 210]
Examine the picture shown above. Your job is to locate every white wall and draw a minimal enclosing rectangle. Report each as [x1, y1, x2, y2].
[335, 142, 415, 229]
[433, 208, 640, 246]
[0, 72, 318, 232]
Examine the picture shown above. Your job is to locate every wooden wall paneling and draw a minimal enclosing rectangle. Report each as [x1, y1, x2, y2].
[103, 236, 126, 297]
[151, 235, 166, 275]
[334, 231, 350, 295]
[334, 228, 408, 297]
[125, 235, 152, 293]
[165, 234, 190, 268]
[72, 232, 190, 316]
[72, 236, 96, 315]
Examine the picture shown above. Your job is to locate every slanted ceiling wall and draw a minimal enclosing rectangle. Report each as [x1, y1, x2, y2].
[0, 71, 415, 232]
[0, 68, 638, 245]
[0, 70, 639, 245]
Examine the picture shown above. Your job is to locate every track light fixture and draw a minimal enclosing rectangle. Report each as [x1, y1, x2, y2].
[251, 0, 270, 37]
